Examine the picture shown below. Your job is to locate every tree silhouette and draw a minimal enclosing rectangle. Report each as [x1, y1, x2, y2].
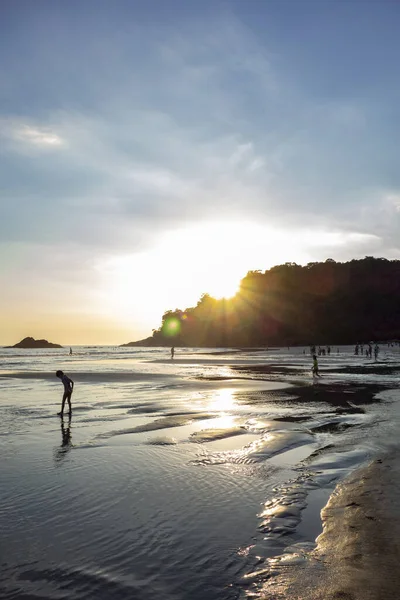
[124, 257, 400, 347]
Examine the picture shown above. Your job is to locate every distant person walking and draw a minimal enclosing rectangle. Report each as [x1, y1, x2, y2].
[312, 354, 321, 378]
[56, 370, 74, 416]
[171, 346, 175, 360]
[374, 344, 379, 361]
[69, 347, 72, 355]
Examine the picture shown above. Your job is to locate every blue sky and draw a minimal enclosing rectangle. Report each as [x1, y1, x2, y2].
[1, 0, 400, 344]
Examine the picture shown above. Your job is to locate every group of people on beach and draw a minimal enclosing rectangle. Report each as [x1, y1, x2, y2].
[354, 343, 379, 360]
[56, 342, 394, 414]
[310, 341, 388, 378]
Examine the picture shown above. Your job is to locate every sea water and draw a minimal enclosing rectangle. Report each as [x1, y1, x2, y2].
[1, 345, 399, 599]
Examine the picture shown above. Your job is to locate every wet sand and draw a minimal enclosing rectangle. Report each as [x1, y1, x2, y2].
[271, 381, 388, 408]
[229, 364, 400, 600]
[2, 346, 400, 599]
[262, 451, 400, 600]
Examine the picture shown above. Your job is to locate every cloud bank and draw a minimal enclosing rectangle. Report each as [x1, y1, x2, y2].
[1, 1, 400, 343]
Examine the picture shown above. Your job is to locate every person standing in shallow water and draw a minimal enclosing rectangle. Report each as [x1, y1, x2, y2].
[56, 370, 74, 416]
[171, 346, 175, 360]
[312, 354, 321, 378]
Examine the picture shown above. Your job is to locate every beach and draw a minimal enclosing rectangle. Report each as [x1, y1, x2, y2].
[254, 450, 400, 600]
[1, 345, 399, 599]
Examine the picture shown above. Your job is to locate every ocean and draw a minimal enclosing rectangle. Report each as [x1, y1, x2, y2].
[1, 345, 400, 599]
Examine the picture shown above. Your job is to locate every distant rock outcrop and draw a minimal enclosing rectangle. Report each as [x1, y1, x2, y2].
[7, 337, 63, 349]
[120, 337, 163, 347]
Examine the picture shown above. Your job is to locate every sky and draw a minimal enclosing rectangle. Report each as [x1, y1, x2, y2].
[1, 0, 400, 345]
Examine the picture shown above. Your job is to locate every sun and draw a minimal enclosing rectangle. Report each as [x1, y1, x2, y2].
[96, 220, 295, 331]
[203, 277, 240, 300]
[60, 218, 373, 342]
[163, 221, 248, 300]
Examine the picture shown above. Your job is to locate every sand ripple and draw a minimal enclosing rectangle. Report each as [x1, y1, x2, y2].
[193, 430, 314, 465]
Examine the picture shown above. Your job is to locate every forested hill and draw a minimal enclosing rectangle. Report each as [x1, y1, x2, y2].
[124, 257, 400, 347]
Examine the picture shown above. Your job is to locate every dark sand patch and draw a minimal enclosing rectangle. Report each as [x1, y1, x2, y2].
[233, 364, 303, 376]
[238, 380, 387, 411]
[145, 436, 177, 445]
[310, 421, 356, 434]
[127, 404, 164, 415]
[283, 383, 386, 408]
[190, 427, 246, 443]
[324, 364, 400, 376]
[273, 415, 312, 423]
[97, 413, 214, 438]
[195, 375, 252, 381]
[164, 410, 214, 417]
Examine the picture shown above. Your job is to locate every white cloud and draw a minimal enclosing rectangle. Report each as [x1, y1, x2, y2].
[0, 118, 65, 149]
[2, 8, 400, 345]
[14, 124, 64, 146]
[386, 193, 400, 213]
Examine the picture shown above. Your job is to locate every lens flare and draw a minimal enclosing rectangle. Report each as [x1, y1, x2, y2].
[162, 317, 181, 337]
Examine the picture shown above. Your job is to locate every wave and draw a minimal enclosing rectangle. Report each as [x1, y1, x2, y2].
[0, 371, 176, 382]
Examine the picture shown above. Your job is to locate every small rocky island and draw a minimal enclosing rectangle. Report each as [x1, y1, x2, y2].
[7, 337, 63, 349]
[120, 337, 160, 347]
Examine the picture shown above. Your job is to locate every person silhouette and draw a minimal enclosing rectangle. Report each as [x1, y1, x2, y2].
[171, 346, 175, 360]
[56, 370, 74, 416]
[312, 354, 321, 377]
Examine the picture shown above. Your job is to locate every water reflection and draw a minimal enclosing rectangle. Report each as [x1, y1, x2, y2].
[209, 388, 236, 412]
[54, 415, 72, 464]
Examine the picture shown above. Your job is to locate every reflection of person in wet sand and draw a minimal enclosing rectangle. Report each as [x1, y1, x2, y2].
[312, 354, 321, 378]
[55, 415, 72, 463]
[56, 370, 74, 416]
[171, 346, 175, 360]
[61, 417, 72, 447]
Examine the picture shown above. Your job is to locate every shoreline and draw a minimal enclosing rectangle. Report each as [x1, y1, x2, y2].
[251, 450, 400, 600]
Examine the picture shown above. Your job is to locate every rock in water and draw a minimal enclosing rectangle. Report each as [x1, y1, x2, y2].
[6, 337, 63, 349]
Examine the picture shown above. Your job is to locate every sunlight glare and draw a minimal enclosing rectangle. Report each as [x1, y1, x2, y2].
[209, 388, 236, 412]
[95, 220, 376, 335]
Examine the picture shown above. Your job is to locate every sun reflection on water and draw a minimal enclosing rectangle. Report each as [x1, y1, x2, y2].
[209, 388, 236, 412]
